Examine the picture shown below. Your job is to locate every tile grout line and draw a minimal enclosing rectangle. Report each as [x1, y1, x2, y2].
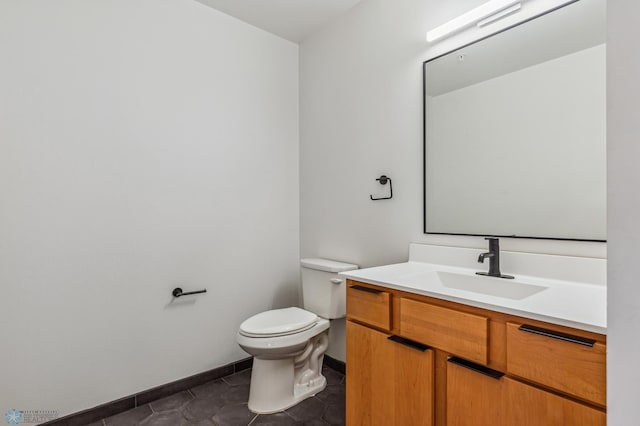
[98, 364, 344, 426]
[246, 413, 259, 425]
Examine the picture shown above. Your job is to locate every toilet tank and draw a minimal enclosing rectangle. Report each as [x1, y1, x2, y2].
[300, 258, 358, 319]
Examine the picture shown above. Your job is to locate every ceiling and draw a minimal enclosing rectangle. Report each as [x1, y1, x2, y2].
[195, 0, 364, 43]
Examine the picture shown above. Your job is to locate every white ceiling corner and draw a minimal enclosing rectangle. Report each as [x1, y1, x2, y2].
[194, 0, 363, 43]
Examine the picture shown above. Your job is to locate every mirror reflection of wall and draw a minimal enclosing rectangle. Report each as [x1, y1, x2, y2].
[424, 0, 606, 241]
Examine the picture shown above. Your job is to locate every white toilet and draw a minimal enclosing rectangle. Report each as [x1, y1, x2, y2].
[236, 258, 358, 414]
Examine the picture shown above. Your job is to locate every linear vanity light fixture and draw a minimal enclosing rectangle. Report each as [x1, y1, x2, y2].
[476, 3, 522, 27]
[426, 0, 522, 42]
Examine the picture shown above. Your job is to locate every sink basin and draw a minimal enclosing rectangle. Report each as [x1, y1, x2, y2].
[437, 271, 547, 300]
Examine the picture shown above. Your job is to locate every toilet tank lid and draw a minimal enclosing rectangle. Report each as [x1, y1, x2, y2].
[300, 258, 358, 273]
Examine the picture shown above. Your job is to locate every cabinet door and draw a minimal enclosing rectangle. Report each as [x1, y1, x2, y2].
[504, 378, 606, 426]
[446, 357, 504, 426]
[346, 320, 434, 426]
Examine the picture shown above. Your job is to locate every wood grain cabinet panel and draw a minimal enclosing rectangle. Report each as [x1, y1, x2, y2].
[506, 322, 606, 406]
[346, 283, 391, 330]
[504, 378, 606, 426]
[346, 320, 434, 426]
[446, 358, 504, 426]
[400, 297, 488, 365]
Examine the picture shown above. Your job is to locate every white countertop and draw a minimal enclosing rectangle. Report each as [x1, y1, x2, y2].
[341, 260, 607, 335]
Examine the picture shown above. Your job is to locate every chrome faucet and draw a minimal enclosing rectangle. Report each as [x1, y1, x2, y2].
[476, 237, 514, 279]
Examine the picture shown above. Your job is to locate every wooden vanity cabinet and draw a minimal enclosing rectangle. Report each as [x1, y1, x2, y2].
[346, 284, 434, 426]
[346, 280, 607, 426]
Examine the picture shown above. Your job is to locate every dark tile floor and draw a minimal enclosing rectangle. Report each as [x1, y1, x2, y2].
[86, 366, 345, 426]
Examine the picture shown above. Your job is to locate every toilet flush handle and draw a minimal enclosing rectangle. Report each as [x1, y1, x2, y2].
[330, 278, 343, 285]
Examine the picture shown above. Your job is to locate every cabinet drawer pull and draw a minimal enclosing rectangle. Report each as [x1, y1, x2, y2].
[388, 335, 430, 352]
[518, 324, 596, 347]
[350, 285, 383, 294]
[448, 357, 504, 380]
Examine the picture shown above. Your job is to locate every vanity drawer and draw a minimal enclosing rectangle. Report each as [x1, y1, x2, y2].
[399, 297, 488, 365]
[346, 283, 391, 330]
[504, 377, 606, 426]
[506, 322, 606, 406]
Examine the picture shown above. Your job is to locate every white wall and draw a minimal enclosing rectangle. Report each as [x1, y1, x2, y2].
[607, 1, 640, 424]
[0, 0, 298, 418]
[300, 0, 606, 361]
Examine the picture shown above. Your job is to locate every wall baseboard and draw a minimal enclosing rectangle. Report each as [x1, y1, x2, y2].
[41, 358, 253, 426]
[40, 355, 345, 425]
[323, 354, 345, 374]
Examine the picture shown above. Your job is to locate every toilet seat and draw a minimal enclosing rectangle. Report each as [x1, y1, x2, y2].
[239, 307, 318, 338]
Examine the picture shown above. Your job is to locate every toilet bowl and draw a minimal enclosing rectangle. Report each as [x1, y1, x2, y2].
[236, 258, 358, 414]
[237, 307, 330, 413]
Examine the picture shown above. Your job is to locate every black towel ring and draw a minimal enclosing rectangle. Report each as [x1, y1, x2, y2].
[370, 175, 392, 200]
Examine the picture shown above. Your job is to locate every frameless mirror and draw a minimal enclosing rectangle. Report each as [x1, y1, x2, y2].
[423, 0, 606, 241]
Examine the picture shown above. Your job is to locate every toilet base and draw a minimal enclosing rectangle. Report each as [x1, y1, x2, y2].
[247, 358, 327, 414]
[247, 332, 329, 414]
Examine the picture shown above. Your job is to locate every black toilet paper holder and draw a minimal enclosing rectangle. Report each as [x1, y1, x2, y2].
[172, 287, 207, 298]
